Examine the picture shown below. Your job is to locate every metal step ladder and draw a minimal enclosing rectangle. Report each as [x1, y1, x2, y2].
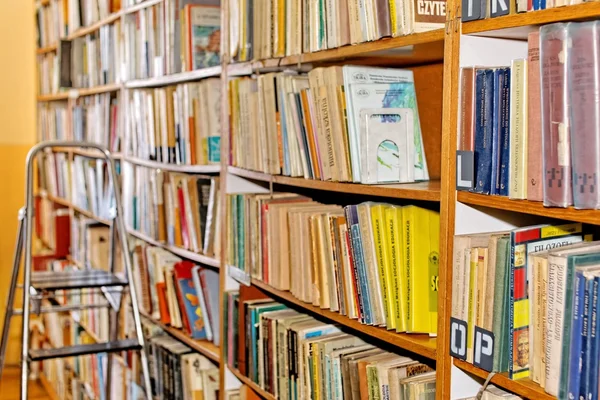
[0, 141, 152, 400]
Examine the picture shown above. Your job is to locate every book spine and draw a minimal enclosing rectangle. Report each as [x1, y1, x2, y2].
[568, 21, 600, 209]
[527, 31, 542, 201]
[559, 262, 578, 399]
[473, 69, 494, 194]
[509, 59, 527, 200]
[567, 271, 585, 400]
[588, 277, 600, 400]
[498, 67, 511, 196]
[458, 68, 475, 151]
[490, 69, 502, 195]
[540, 23, 572, 207]
[580, 276, 593, 400]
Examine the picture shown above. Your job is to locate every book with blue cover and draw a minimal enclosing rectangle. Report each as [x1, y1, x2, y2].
[345, 204, 372, 324]
[174, 261, 209, 340]
[473, 68, 494, 194]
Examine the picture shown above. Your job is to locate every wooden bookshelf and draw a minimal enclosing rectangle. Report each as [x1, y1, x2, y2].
[121, 155, 221, 174]
[250, 279, 437, 360]
[463, 2, 600, 37]
[454, 360, 555, 400]
[139, 313, 220, 363]
[66, 12, 121, 41]
[228, 167, 441, 202]
[457, 191, 600, 225]
[128, 229, 220, 268]
[229, 367, 276, 400]
[36, 44, 57, 55]
[37, 83, 121, 102]
[37, 92, 69, 102]
[125, 65, 222, 88]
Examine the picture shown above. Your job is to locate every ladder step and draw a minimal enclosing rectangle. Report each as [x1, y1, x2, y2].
[31, 270, 127, 290]
[28, 339, 141, 361]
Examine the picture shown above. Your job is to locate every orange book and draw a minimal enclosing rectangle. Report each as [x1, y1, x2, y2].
[157, 281, 171, 325]
[300, 89, 321, 180]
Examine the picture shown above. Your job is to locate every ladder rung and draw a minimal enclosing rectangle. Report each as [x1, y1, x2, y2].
[28, 339, 141, 361]
[31, 270, 127, 290]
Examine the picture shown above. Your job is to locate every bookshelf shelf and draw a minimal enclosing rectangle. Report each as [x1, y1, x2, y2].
[229, 367, 276, 400]
[140, 313, 220, 363]
[121, 155, 221, 173]
[229, 29, 446, 70]
[122, 0, 164, 14]
[125, 65, 222, 88]
[36, 44, 57, 55]
[127, 229, 220, 268]
[52, 146, 122, 159]
[453, 359, 556, 400]
[250, 279, 437, 360]
[228, 167, 441, 201]
[462, 2, 600, 37]
[45, 193, 112, 225]
[457, 191, 600, 225]
[37, 92, 69, 102]
[37, 83, 121, 102]
[66, 12, 121, 41]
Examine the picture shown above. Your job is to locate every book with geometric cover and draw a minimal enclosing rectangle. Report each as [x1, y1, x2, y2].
[174, 261, 209, 340]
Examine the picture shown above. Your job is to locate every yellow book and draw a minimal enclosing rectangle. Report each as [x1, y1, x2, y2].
[402, 206, 440, 335]
[386, 206, 406, 332]
[370, 204, 395, 330]
[467, 248, 478, 363]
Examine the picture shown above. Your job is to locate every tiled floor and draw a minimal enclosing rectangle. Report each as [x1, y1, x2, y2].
[0, 368, 50, 400]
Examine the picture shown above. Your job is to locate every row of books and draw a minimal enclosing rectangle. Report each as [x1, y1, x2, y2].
[40, 152, 116, 220]
[68, 0, 120, 35]
[224, 286, 437, 400]
[121, 163, 221, 257]
[142, 319, 220, 400]
[122, 1, 220, 79]
[460, 22, 600, 209]
[38, 53, 59, 95]
[227, 192, 439, 335]
[452, 222, 600, 399]
[229, 66, 429, 184]
[36, 0, 65, 48]
[125, 79, 221, 165]
[37, 94, 120, 152]
[462, 0, 582, 21]
[64, 22, 122, 89]
[229, 0, 446, 62]
[131, 240, 221, 344]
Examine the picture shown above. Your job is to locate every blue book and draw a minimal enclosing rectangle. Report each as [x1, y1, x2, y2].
[490, 69, 502, 195]
[249, 303, 287, 382]
[497, 68, 511, 196]
[345, 205, 372, 324]
[589, 277, 600, 400]
[473, 69, 494, 194]
[567, 270, 586, 400]
[581, 275, 594, 400]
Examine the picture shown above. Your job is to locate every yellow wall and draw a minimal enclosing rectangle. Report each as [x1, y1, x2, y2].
[0, 1, 36, 365]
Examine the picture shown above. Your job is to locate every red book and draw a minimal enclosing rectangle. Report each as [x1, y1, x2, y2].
[458, 67, 476, 152]
[527, 31, 543, 202]
[173, 261, 194, 335]
[540, 23, 572, 207]
[177, 180, 190, 249]
[568, 21, 600, 209]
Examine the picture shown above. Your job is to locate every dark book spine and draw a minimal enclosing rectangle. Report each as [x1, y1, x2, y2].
[566, 271, 586, 400]
[581, 278, 593, 400]
[588, 277, 600, 400]
[344, 205, 367, 324]
[491, 69, 502, 195]
[473, 69, 494, 194]
[498, 67, 511, 196]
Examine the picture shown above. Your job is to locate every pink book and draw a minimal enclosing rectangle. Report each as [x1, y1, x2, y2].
[568, 21, 600, 209]
[527, 32, 543, 202]
[540, 23, 572, 207]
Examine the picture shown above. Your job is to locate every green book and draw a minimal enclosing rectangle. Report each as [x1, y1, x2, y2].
[492, 236, 510, 372]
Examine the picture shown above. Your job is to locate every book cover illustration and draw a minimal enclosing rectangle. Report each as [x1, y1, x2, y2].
[187, 5, 221, 70]
[349, 82, 428, 182]
[174, 262, 208, 340]
[509, 222, 582, 379]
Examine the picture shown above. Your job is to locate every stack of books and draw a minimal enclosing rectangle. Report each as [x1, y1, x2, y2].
[125, 79, 221, 165]
[36, 0, 65, 48]
[229, 66, 429, 184]
[224, 287, 437, 399]
[121, 163, 221, 258]
[73, 93, 120, 151]
[227, 192, 440, 335]
[132, 240, 221, 344]
[37, 102, 69, 142]
[230, 0, 447, 61]
[460, 21, 600, 210]
[37, 52, 59, 95]
[452, 222, 600, 399]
